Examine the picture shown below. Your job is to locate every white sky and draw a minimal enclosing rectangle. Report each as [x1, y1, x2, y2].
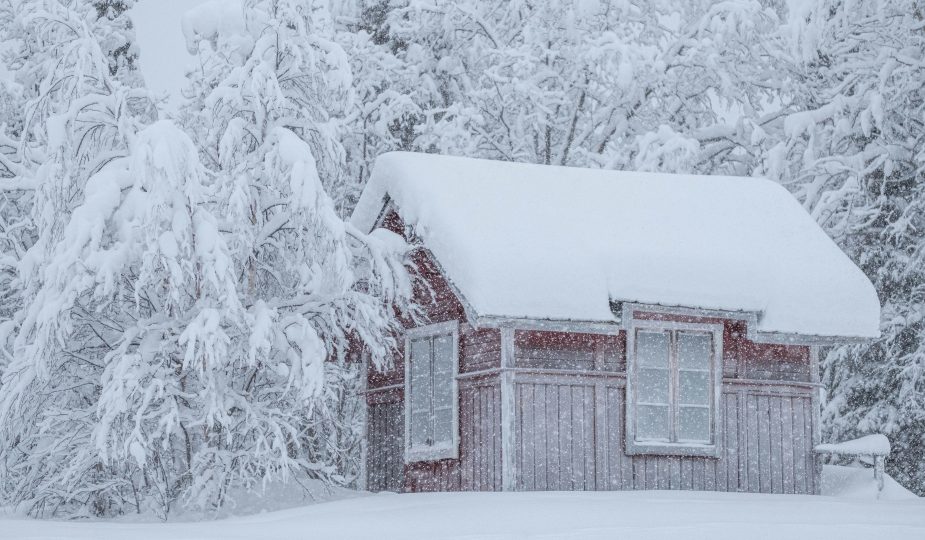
[129, 0, 215, 107]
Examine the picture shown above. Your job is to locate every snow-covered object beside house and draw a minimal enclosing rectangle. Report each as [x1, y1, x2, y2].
[816, 435, 891, 457]
[355, 152, 880, 497]
[353, 151, 879, 340]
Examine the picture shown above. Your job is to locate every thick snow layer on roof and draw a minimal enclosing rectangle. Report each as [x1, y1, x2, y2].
[353, 152, 880, 339]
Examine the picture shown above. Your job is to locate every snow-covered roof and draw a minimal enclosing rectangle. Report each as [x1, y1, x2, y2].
[352, 152, 880, 341]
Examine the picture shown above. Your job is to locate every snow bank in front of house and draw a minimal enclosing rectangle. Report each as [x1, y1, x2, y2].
[2, 475, 922, 540]
[817, 434, 891, 456]
[353, 152, 880, 339]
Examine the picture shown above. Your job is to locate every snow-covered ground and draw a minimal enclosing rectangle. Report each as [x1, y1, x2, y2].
[1, 466, 921, 540]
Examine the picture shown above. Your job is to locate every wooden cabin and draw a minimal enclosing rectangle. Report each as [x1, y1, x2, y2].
[351, 152, 880, 495]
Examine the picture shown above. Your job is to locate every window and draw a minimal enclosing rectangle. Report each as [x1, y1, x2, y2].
[404, 321, 459, 462]
[626, 319, 723, 457]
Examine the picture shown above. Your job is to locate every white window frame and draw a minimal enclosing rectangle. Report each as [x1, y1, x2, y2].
[625, 318, 723, 457]
[404, 320, 460, 463]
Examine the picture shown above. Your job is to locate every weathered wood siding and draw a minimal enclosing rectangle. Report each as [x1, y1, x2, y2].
[459, 377, 503, 491]
[516, 378, 597, 490]
[461, 328, 501, 373]
[515, 331, 624, 372]
[513, 377, 817, 493]
[510, 320, 818, 495]
[366, 396, 404, 492]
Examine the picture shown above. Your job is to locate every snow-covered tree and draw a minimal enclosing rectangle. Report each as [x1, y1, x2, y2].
[0, 0, 160, 516]
[177, 0, 413, 507]
[0, 0, 145, 377]
[336, 0, 426, 209]
[0, 0, 412, 517]
[768, 0, 925, 494]
[338, 0, 783, 179]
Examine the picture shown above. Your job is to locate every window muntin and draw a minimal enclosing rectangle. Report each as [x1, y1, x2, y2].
[629, 321, 722, 455]
[405, 322, 458, 462]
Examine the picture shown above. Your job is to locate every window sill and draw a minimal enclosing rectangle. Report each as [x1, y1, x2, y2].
[405, 444, 459, 463]
[625, 440, 721, 458]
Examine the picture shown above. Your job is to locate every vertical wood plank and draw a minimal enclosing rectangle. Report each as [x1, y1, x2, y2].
[680, 459, 692, 490]
[489, 385, 498, 491]
[792, 397, 807, 494]
[669, 457, 681, 490]
[460, 388, 471, 490]
[534, 385, 548, 490]
[719, 393, 739, 491]
[513, 386, 522, 491]
[657, 457, 670, 490]
[494, 385, 503, 491]
[486, 385, 496, 490]
[704, 456, 716, 492]
[572, 386, 595, 490]
[758, 394, 771, 493]
[521, 384, 535, 490]
[645, 456, 657, 490]
[810, 346, 822, 495]
[476, 386, 485, 491]
[544, 385, 558, 489]
[367, 402, 404, 492]
[572, 386, 585, 490]
[781, 396, 794, 494]
[736, 390, 748, 492]
[769, 396, 783, 494]
[555, 385, 569, 490]
[482, 386, 492, 491]
[692, 459, 705, 491]
[619, 390, 634, 491]
[805, 396, 817, 494]
[368, 406, 378, 491]
[500, 327, 516, 491]
[633, 455, 645, 490]
[594, 383, 608, 491]
[746, 394, 760, 493]
[583, 385, 596, 490]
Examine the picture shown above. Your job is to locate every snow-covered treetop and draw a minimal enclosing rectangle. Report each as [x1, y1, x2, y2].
[353, 152, 880, 341]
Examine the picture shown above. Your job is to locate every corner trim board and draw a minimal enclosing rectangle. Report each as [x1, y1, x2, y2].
[500, 327, 516, 491]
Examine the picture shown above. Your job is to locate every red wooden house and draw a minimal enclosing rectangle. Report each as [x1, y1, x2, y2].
[351, 152, 880, 495]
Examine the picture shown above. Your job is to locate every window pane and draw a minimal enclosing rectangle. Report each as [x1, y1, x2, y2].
[433, 407, 453, 444]
[637, 331, 669, 368]
[433, 334, 454, 411]
[678, 332, 712, 369]
[409, 339, 432, 411]
[679, 370, 711, 406]
[636, 404, 670, 441]
[411, 410, 433, 446]
[409, 339, 432, 446]
[678, 406, 711, 443]
[637, 367, 669, 405]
